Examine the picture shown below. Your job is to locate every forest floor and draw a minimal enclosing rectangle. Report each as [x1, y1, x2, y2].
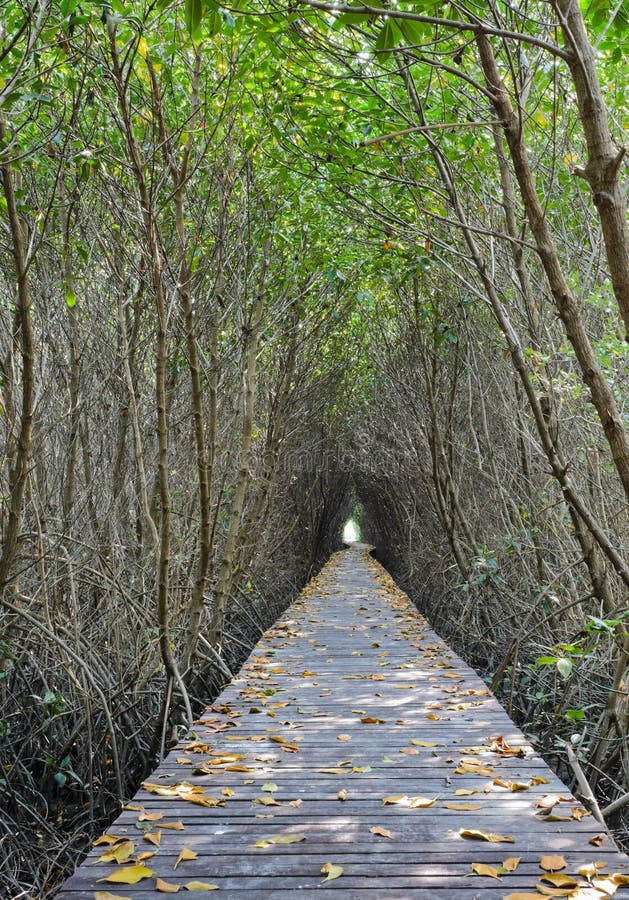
[57, 546, 629, 898]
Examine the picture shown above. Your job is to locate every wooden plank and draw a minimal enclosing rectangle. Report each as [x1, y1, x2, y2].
[57, 546, 629, 898]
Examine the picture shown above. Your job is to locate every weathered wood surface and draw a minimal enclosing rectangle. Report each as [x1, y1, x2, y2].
[57, 546, 629, 898]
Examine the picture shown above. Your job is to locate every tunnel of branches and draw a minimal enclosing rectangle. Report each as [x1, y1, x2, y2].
[1, 0, 629, 895]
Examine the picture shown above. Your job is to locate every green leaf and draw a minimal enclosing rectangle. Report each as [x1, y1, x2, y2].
[65, 288, 76, 309]
[185, 0, 203, 40]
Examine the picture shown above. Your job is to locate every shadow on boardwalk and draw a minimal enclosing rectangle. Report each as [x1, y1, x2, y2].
[58, 546, 629, 898]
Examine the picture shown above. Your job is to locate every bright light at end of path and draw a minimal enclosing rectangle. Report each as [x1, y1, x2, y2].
[343, 519, 360, 543]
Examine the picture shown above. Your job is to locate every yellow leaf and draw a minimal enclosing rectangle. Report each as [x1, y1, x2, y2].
[455, 789, 478, 796]
[409, 740, 438, 747]
[222, 788, 235, 797]
[321, 863, 343, 883]
[135, 851, 156, 862]
[97, 865, 154, 884]
[139, 811, 163, 822]
[155, 878, 181, 893]
[503, 895, 546, 900]
[137, 36, 148, 59]
[502, 857, 521, 872]
[96, 840, 135, 864]
[177, 758, 192, 765]
[539, 874, 578, 887]
[144, 831, 162, 847]
[161, 821, 186, 831]
[612, 874, 629, 885]
[184, 883, 220, 891]
[254, 795, 279, 806]
[471, 862, 501, 879]
[540, 856, 567, 872]
[337, 734, 351, 741]
[460, 829, 515, 843]
[95, 893, 132, 900]
[174, 848, 198, 869]
[444, 802, 483, 810]
[254, 833, 305, 848]
[337, 789, 347, 801]
[535, 885, 576, 897]
[369, 826, 393, 838]
[93, 834, 127, 846]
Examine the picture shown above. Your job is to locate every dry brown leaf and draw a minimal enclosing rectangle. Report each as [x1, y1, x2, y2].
[143, 831, 162, 847]
[540, 856, 567, 872]
[370, 826, 393, 838]
[471, 862, 501, 879]
[321, 863, 343, 883]
[539, 874, 578, 887]
[460, 828, 515, 843]
[502, 857, 521, 872]
[138, 811, 163, 822]
[161, 821, 186, 831]
[155, 878, 181, 893]
[254, 795, 280, 806]
[503, 895, 545, 900]
[254, 833, 305, 848]
[174, 848, 198, 870]
[93, 834, 127, 846]
[444, 802, 483, 810]
[361, 717, 385, 724]
[337, 789, 347, 801]
[589, 834, 605, 846]
[96, 865, 154, 884]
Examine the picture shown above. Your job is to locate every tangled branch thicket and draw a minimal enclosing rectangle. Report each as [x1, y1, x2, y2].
[1, 0, 629, 894]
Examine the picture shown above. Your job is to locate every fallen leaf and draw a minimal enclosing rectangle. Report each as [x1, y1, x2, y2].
[161, 821, 185, 831]
[155, 878, 180, 893]
[184, 883, 219, 891]
[96, 840, 135, 864]
[254, 795, 279, 806]
[471, 862, 501, 879]
[93, 835, 127, 846]
[455, 789, 478, 796]
[337, 789, 347, 801]
[502, 858, 521, 872]
[539, 874, 578, 887]
[370, 826, 393, 838]
[94, 894, 133, 900]
[254, 833, 306, 848]
[96, 865, 154, 884]
[409, 740, 438, 747]
[589, 834, 605, 846]
[337, 734, 351, 741]
[536, 794, 570, 810]
[460, 829, 515, 843]
[540, 856, 567, 872]
[321, 863, 343, 883]
[591, 877, 619, 895]
[143, 831, 162, 847]
[138, 812, 163, 822]
[174, 848, 198, 869]
[577, 861, 606, 878]
[444, 802, 483, 810]
[361, 717, 385, 724]
[503, 895, 546, 900]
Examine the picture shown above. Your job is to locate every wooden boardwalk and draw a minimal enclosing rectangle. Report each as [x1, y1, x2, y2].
[58, 546, 629, 898]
